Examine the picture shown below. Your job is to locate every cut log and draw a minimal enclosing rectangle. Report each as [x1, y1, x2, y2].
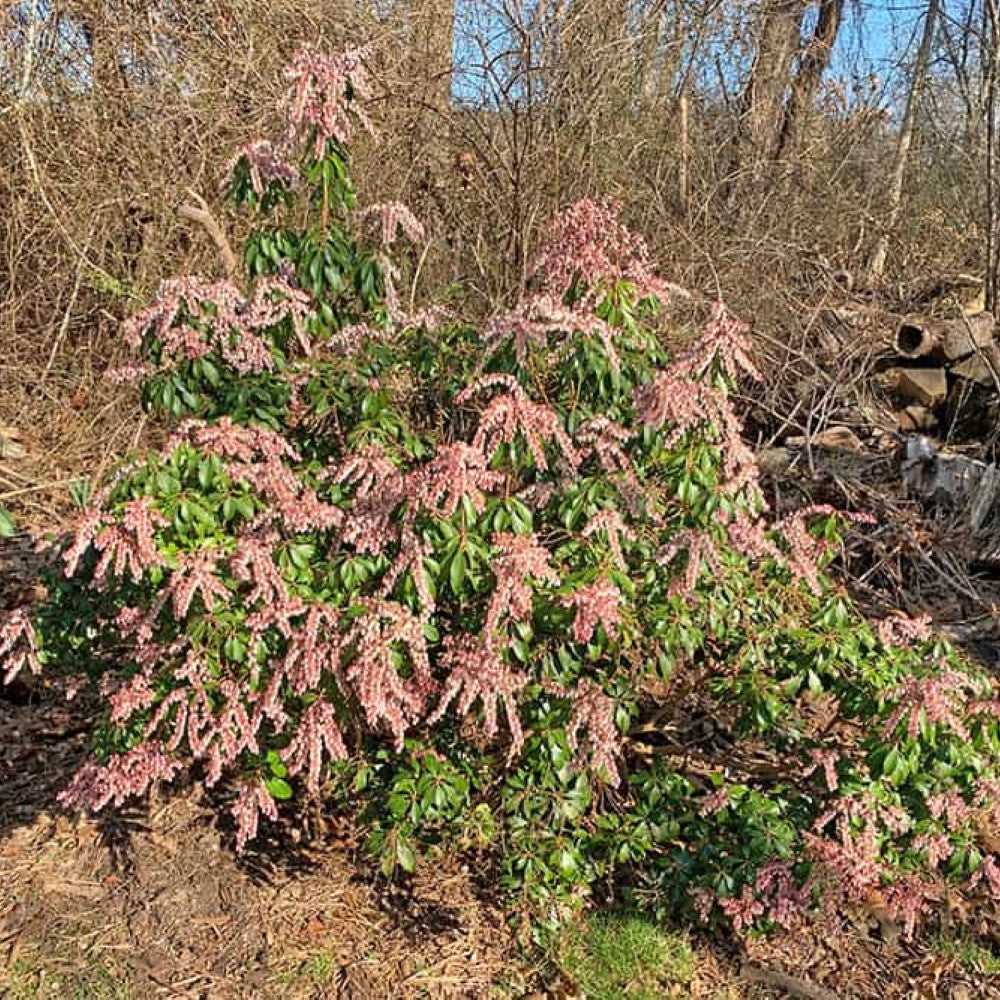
[951, 354, 994, 387]
[896, 405, 936, 432]
[893, 367, 947, 407]
[894, 312, 995, 361]
[902, 435, 1000, 531]
[811, 425, 864, 452]
[756, 446, 792, 476]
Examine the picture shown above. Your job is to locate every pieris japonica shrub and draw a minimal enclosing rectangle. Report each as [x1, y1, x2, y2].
[5, 46, 1000, 943]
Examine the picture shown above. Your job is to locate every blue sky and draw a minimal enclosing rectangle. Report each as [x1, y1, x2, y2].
[450, 0, 930, 109]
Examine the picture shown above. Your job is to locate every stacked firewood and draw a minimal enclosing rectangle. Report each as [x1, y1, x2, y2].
[884, 312, 999, 435]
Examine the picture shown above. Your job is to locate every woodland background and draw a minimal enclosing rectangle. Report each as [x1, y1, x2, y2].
[1, 0, 997, 522]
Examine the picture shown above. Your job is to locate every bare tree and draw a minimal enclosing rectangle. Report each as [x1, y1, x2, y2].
[868, 0, 941, 278]
[774, 0, 845, 161]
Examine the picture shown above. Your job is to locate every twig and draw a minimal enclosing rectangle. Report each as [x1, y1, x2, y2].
[177, 190, 239, 280]
[41, 237, 91, 383]
[740, 963, 841, 1000]
[0, 480, 78, 501]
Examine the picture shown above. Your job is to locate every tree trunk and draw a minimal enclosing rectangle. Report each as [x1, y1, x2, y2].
[985, 0, 1000, 312]
[738, 0, 811, 166]
[774, 0, 844, 161]
[868, 0, 940, 279]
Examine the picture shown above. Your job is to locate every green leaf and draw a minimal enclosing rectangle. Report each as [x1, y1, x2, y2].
[395, 837, 416, 873]
[0, 507, 15, 538]
[449, 549, 466, 594]
[265, 777, 293, 800]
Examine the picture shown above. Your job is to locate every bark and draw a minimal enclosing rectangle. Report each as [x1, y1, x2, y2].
[868, 0, 940, 278]
[985, 0, 1000, 311]
[738, 0, 811, 165]
[774, 0, 844, 160]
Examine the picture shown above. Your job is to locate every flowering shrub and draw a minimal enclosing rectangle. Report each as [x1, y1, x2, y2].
[7, 47, 1000, 942]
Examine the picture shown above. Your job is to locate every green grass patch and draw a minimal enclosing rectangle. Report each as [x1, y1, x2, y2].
[555, 910, 695, 1000]
[5, 956, 134, 1000]
[928, 931, 1000, 977]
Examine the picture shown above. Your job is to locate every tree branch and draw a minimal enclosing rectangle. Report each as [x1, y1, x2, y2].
[177, 190, 239, 280]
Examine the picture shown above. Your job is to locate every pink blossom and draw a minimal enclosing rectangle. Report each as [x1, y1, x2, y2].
[633, 372, 759, 497]
[227, 138, 299, 194]
[60, 741, 182, 812]
[246, 275, 314, 355]
[484, 295, 619, 370]
[282, 604, 341, 695]
[410, 442, 504, 518]
[772, 504, 837, 593]
[104, 364, 150, 385]
[565, 680, 621, 785]
[926, 790, 973, 831]
[63, 508, 106, 577]
[343, 599, 434, 749]
[168, 550, 231, 618]
[281, 699, 348, 792]
[803, 748, 840, 791]
[92, 497, 167, 583]
[427, 634, 526, 756]
[458, 374, 579, 471]
[109, 669, 157, 722]
[719, 885, 766, 934]
[562, 578, 622, 645]
[725, 509, 780, 563]
[232, 780, 280, 852]
[283, 45, 375, 156]
[0, 608, 41, 685]
[575, 417, 634, 477]
[672, 301, 760, 382]
[582, 510, 634, 569]
[912, 832, 954, 869]
[177, 416, 300, 464]
[698, 785, 730, 817]
[883, 672, 973, 743]
[484, 532, 559, 635]
[876, 612, 933, 648]
[230, 532, 287, 606]
[882, 874, 940, 939]
[753, 860, 813, 930]
[355, 202, 425, 245]
[529, 198, 671, 302]
[657, 528, 724, 598]
[969, 855, 1000, 898]
[380, 527, 435, 619]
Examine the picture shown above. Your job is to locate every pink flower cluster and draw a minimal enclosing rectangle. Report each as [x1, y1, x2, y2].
[876, 612, 933, 648]
[0, 608, 40, 684]
[355, 202, 426, 246]
[672, 301, 760, 383]
[226, 139, 300, 196]
[428, 634, 526, 756]
[561, 578, 622, 645]
[284, 45, 375, 156]
[564, 680, 622, 785]
[123, 274, 312, 375]
[530, 198, 671, 302]
[719, 860, 812, 933]
[59, 741, 182, 813]
[458, 374, 580, 472]
[883, 671, 975, 742]
[633, 372, 759, 498]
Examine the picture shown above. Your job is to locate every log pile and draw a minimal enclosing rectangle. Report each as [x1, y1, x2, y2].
[884, 313, 1000, 435]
